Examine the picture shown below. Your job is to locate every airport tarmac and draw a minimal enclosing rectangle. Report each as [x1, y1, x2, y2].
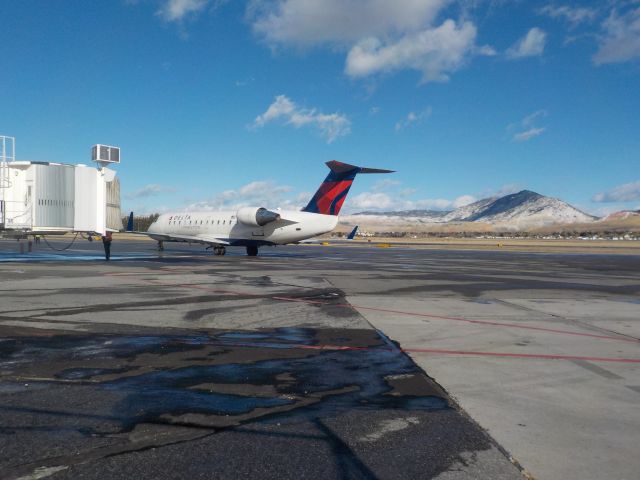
[1, 237, 639, 480]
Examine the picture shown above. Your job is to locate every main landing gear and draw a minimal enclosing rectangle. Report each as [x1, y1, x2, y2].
[157, 241, 164, 251]
[213, 246, 226, 256]
[246, 245, 258, 257]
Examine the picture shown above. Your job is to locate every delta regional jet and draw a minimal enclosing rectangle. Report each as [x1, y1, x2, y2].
[133, 161, 393, 256]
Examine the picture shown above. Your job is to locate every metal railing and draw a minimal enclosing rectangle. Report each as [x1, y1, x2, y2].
[1, 135, 16, 187]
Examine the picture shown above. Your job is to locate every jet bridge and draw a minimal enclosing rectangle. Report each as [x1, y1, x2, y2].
[0, 136, 121, 237]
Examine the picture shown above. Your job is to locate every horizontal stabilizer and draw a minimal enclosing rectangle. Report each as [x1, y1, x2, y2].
[303, 161, 394, 216]
[326, 160, 394, 175]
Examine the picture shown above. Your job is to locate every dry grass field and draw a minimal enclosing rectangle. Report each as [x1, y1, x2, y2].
[334, 237, 640, 255]
[114, 231, 639, 255]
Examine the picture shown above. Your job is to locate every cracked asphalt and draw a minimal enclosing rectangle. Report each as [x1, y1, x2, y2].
[1, 237, 638, 479]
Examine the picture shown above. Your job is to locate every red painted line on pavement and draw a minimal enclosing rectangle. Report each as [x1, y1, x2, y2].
[169, 338, 640, 364]
[349, 304, 639, 344]
[116, 275, 639, 345]
[272, 296, 639, 344]
[402, 347, 640, 364]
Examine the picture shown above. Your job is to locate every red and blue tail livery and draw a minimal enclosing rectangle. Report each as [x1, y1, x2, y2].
[302, 161, 394, 216]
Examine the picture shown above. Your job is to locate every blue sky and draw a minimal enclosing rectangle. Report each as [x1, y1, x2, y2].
[1, 0, 639, 216]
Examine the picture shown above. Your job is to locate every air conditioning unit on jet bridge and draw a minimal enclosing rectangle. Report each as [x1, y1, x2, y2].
[91, 144, 120, 164]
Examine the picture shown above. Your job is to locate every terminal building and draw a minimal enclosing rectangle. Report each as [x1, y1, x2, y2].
[0, 136, 122, 237]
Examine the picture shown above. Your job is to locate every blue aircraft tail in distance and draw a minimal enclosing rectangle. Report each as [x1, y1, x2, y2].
[347, 225, 358, 240]
[126, 212, 134, 232]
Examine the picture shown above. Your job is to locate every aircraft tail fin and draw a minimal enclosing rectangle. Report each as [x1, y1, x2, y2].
[126, 212, 134, 232]
[347, 225, 358, 240]
[302, 161, 394, 216]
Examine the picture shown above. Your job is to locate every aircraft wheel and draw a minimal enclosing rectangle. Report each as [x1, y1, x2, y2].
[246, 245, 258, 256]
[220, 247, 226, 256]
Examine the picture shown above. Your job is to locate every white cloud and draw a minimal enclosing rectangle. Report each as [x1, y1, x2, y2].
[413, 198, 455, 210]
[521, 110, 547, 127]
[513, 127, 546, 142]
[239, 180, 291, 197]
[476, 44, 497, 56]
[494, 184, 522, 197]
[589, 205, 629, 217]
[407, 195, 476, 210]
[235, 77, 255, 87]
[593, 7, 640, 65]
[157, 0, 209, 22]
[508, 110, 548, 142]
[400, 188, 417, 197]
[185, 180, 295, 210]
[452, 194, 476, 208]
[126, 184, 176, 199]
[506, 27, 547, 59]
[350, 192, 395, 210]
[296, 191, 312, 203]
[539, 5, 597, 28]
[345, 177, 477, 213]
[249, 0, 448, 47]
[395, 107, 432, 131]
[372, 179, 402, 191]
[253, 95, 351, 143]
[249, 1, 493, 84]
[347, 191, 476, 212]
[253, 94, 295, 125]
[592, 181, 640, 202]
[345, 20, 481, 83]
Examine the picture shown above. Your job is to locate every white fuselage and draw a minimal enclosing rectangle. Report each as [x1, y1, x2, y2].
[147, 209, 339, 246]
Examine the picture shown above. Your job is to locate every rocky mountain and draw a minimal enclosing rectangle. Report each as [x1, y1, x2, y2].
[352, 190, 597, 228]
[440, 196, 498, 222]
[601, 210, 640, 221]
[355, 209, 449, 222]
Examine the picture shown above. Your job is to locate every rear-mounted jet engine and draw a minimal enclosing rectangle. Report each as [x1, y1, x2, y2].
[236, 207, 281, 227]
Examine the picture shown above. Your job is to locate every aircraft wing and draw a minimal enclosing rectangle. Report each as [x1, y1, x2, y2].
[148, 232, 231, 246]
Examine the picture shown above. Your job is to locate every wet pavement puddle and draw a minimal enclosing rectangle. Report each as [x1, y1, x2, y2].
[0, 328, 449, 432]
